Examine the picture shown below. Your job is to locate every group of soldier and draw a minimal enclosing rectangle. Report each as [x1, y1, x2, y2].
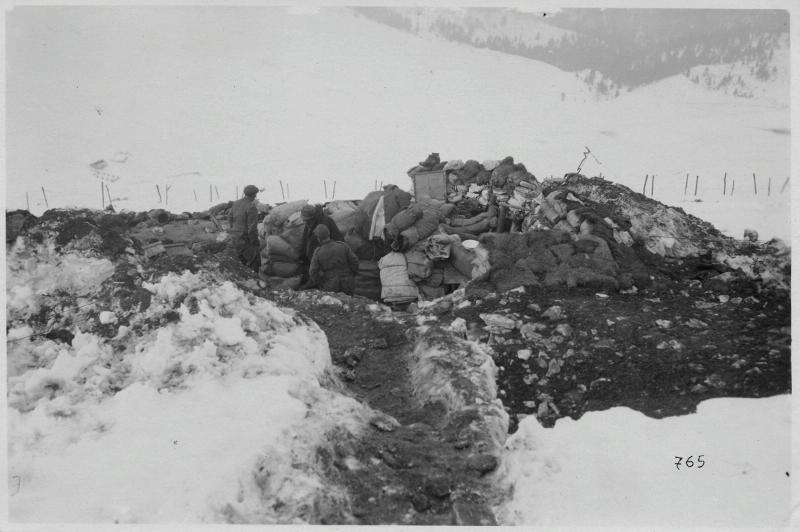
[227, 185, 358, 295]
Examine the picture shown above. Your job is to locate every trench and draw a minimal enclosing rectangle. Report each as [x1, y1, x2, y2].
[282, 296, 507, 525]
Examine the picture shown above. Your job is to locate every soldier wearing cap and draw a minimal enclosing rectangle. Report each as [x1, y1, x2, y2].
[299, 203, 343, 285]
[228, 185, 261, 270]
[308, 224, 358, 295]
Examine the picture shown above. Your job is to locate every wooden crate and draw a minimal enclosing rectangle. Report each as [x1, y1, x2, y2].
[411, 170, 447, 202]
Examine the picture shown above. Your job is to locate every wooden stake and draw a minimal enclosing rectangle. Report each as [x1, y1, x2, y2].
[374, 179, 378, 191]
[332, 181, 336, 200]
[642, 174, 649, 195]
[684, 173, 689, 196]
[209, 184, 212, 202]
[650, 174, 654, 196]
[731, 179, 735, 196]
[279, 180, 285, 200]
[780, 176, 790, 193]
[723, 172, 727, 196]
[753, 173, 758, 195]
[26, 192, 30, 211]
[694, 175, 699, 196]
[41, 187, 49, 209]
[236, 185, 239, 199]
[105, 184, 112, 208]
[194, 189, 198, 201]
[156, 184, 162, 203]
[215, 186, 220, 200]
[165, 185, 171, 205]
[324, 180, 328, 200]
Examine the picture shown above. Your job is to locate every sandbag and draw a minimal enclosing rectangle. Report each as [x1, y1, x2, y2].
[326, 200, 359, 235]
[386, 204, 422, 235]
[491, 164, 514, 187]
[279, 224, 304, 254]
[449, 211, 489, 227]
[414, 208, 441, 240]
[267, 251, 298, 264]
[475, 169, 492, 185]
[405, 250, 433, 281]
[382, 187, 413, 223]
[358, 260, 380, 277]
[266, 200, 308, 227]
[265, 235, 299, 261]
[345, 229, 367, 252]
[265, 275, 302, 291]
[440, 217, 493, 236]
[460, 160, 482, 180]
[267, 260, 300, 278]
[443, 159, 464, 171]
[378, 252, 419, 303]
[359, 190, 384, 218]
[439, 203, 456, 220]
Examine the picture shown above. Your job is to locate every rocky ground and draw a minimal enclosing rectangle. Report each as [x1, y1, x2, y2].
[5, 205, 791, 525]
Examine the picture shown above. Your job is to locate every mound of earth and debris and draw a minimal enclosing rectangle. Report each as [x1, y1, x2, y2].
[5, 170, 790, 525]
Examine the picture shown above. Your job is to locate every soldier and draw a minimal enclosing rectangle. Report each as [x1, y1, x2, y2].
[228, 185, 261, 271]
[308, 225, 358, 295]
[299, 203, 343, 284]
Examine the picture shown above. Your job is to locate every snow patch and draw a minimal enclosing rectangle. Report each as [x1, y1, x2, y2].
[496, 394, 791, 527]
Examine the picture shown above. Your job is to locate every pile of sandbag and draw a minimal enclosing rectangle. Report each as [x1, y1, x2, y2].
[258, 199, 308, 290]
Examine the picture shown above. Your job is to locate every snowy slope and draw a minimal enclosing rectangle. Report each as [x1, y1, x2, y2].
[5, 6, 790, 243]
[7, 261, 373, 523]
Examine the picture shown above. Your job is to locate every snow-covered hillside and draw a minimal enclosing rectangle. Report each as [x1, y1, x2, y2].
[5, 6, 790, 243]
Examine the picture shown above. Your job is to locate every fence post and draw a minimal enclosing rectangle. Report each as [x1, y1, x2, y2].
[41, 187, 49, 209]
[753, 173, 757, 195]
[156, 184, 162, 203]
[684, 173, 689, 196]
[279, 180, 285, 201]
[694, 175, 699, 196]
[26, 192, 30, 211]
[236, 185, 239, 200]
[332, 181, 336, 200]
[209, 184, 212, 202]
[650, 174, 654, 197]
[106, 184, 112, 209]
[642, 174, 648, 195]
[723, 172, 727, 196]
[324, 180, 328, 200]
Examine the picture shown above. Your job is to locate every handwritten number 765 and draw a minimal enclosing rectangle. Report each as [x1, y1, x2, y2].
[675, 455, 705, 470]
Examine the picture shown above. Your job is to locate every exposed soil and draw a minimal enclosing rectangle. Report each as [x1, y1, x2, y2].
[455, 262, 790, 432]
